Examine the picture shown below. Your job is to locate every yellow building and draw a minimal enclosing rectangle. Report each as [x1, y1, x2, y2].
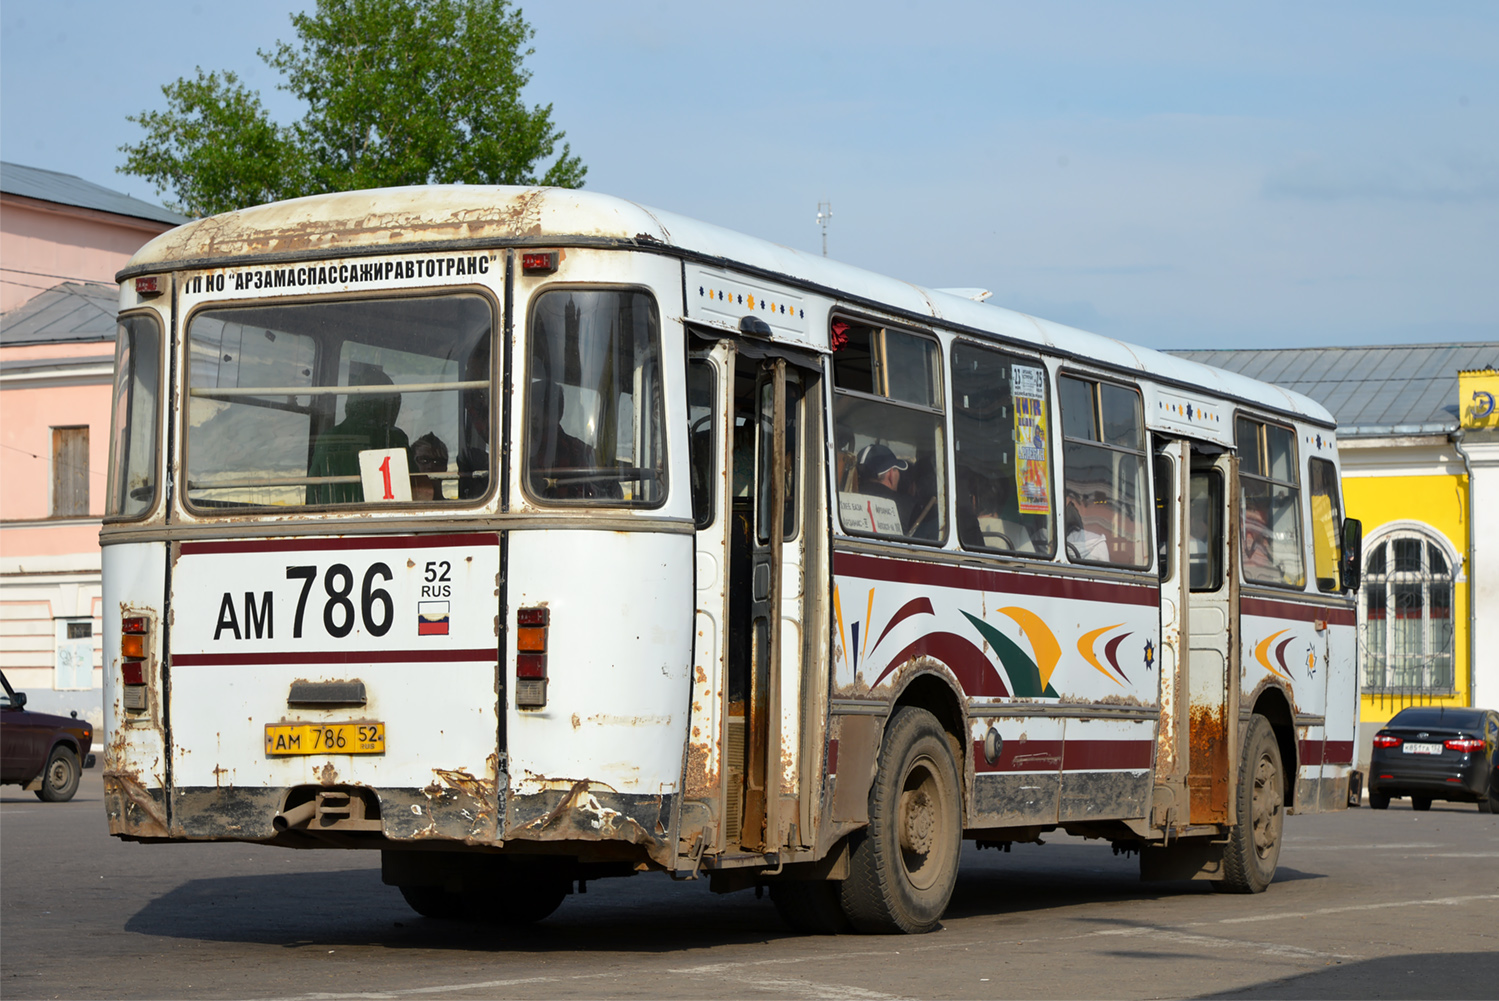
[1174, 346, 1499, 772]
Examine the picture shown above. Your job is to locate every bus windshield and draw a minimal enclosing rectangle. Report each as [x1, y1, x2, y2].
[184, 294, 492, 510]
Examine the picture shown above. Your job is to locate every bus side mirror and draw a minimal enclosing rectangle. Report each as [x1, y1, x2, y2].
[1341, 518, 1363, 593]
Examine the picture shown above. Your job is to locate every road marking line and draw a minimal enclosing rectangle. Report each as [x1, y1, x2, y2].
[668, 949, 893, 975]
[267, 974, 608, 1000]
[1095, 926, 1357, 960]
[1289, 842, 1441, 850]
[1219, 893, 1499, 924]
[746, 977, 908, 1000]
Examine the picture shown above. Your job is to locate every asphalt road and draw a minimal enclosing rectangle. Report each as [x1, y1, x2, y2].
[3, 770, 1496, 1000]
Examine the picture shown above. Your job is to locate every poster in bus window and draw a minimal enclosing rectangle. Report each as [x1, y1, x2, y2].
[1012, 364, 1049, 515]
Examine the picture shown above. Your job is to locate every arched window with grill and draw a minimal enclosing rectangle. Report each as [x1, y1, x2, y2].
[1359, 525, 1461, 695]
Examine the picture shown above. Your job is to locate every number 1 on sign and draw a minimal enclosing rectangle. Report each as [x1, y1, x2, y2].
[378, 455, 394, 499]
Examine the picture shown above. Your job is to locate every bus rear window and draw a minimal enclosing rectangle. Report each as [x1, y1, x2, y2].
[184, 294, 492, 510]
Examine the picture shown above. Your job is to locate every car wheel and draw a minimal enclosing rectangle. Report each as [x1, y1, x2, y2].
[1216, 716, 1283, 894]
[840, 707, 963, 934]
[1369, 791, 1390, 810]
[771, 879, 852, 934]
[34, 746, 80, 802]
[1411, 796, 1432, 812]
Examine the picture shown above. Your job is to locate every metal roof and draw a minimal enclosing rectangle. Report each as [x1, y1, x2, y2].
[0, 282, 119, 346]
[1, 162, 187, 226]
[1170, 344, 1499, 436]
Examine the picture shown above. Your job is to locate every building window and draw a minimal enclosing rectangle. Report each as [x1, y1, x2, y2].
[1360, 529, 1456, 695]
[51, 426, 89, 517]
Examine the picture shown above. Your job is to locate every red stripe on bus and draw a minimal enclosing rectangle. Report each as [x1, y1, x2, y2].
[1298, 740, 1355, 767]
[835, 551, 1158, 607]
[1062, 739, 1155, 771]
[1241, 595, 1355, 627]
[179, 533, 499, 556]
[972, 738, 1154, 773]
[171, 648, 499, 666]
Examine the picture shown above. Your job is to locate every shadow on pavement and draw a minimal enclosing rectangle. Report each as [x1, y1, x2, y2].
[1198, 950, 1499, 1000]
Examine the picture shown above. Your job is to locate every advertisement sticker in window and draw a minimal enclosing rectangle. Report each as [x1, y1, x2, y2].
[1013, 364, 1050, 515]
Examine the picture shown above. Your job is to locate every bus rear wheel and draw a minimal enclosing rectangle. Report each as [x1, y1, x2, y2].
[840, 707, 962, 934]
[1216, 715, 1283, 894]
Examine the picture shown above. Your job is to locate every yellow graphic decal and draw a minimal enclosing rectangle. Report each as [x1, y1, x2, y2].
[863, 587, 876, 660]
[833, 583, 847, 666]
[1254, 629, 1291, 679]
[998, 606, 1062, 688]
[1077, 622, 1127, 686]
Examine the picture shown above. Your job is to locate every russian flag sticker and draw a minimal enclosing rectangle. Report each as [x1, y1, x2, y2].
[418, 601, 450, 636]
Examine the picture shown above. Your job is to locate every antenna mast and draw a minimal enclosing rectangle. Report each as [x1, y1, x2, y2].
[816, 200, 832, 257]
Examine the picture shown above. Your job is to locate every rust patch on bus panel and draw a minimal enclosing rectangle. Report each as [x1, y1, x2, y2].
[504, 779, 672, 867]
[1187, 703, 1230, 824]
[684, 738, 717, 800]
[103, 772, 169, 838]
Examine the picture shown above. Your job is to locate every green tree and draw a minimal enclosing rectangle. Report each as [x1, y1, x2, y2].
[120, 0, 584, 217]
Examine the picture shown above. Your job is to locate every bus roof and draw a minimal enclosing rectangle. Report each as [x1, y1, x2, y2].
[123, 185, 1334, 428]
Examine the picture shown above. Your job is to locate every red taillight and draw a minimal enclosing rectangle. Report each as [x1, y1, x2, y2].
[515, 607, 548, 708]
[1444, 737, 1485, 753]
[134, 275, 163, 297]
[521, 251, 559, 275]
[1372, 733, 1402, 748]
[120, 612, 150, 712]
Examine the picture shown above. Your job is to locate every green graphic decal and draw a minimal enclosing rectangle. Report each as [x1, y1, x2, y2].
[962, 611, 1059, 698]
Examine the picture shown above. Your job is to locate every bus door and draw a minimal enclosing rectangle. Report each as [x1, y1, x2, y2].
[1184, 446, 1240, 825]
[690, 340, 819, 860]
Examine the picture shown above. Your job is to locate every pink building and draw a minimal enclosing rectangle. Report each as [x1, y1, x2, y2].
[1, 163, 183, 727]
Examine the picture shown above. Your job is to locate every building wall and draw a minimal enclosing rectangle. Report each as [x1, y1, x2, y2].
[1339, 435, 1487, 772]
[0, 195, 168, 312]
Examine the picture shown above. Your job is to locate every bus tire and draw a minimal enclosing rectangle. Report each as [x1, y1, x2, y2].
[839, 706, 962, 934]
[1216, 715, 1283, 894]
[398, 884, 467, 920]
[770, 880, 851, 934]
[35, 746, 80, 802]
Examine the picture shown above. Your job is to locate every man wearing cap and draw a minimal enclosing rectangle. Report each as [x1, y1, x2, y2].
[857, 443, 917, 535]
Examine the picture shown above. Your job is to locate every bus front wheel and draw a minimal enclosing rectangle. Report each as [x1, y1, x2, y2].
[840, 706, 962, 934]
[1216, 715, 1283, 894]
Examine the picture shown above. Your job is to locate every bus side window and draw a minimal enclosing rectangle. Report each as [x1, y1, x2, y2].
[1308, 457, 1343, 592]
[831, 322, 947, 544]
[687, 360, 716, 529]
[1189, 470, 1224, 591]
[951, 343, 1052, 556]
[1059, 375, 1150, 568]
[1236, 417, 1305, 588]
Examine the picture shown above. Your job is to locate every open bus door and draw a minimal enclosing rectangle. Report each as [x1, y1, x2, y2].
[1146, 439, 1240, 877]
[685, 337, 824, 867]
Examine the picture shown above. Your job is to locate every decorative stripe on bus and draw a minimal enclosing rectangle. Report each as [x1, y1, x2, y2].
[970, 739, 1154, 773]
[833, 551, 1158, 607]
[179, 533, 499, 556]
[1240, 595, 1356, 627]
[1298, 740, 1355, 767]
[170, 648, 500, 667]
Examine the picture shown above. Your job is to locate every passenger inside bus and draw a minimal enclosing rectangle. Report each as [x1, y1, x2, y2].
[306, 364, 410, 504]
[856, 443, 916, 533]
[1065, 497, 1111, 562]
[410, 432, 449, 501]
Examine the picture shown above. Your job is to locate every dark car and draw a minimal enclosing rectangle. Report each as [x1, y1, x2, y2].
[1368, 706, 1499, 812]
[0, 670, 95, 802]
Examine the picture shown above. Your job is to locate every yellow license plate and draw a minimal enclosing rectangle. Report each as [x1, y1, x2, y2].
[265, 722, 385, 756]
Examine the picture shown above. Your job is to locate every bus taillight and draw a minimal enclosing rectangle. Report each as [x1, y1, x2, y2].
[121, 614, 150, 712]
[516, 607, 549, 709]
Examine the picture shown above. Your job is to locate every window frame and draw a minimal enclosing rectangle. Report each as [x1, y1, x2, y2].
[105, 310, 164, 523]
[1057, 371, 1152, 570]
[1358, 526, 1459, 696]
[950, 338, 1055, 559]
[178, 286, 500, 516]
[830, 315, 948, 546]
[1235, 413, 1306, 590]
[521, 283, 669, 510]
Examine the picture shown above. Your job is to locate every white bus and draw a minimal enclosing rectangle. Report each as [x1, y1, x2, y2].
[102, 186, 1363, 933]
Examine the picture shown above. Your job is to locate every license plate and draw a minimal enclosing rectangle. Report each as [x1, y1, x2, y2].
[265, 722, 385, 756]
[1402, 742, 1442, 755]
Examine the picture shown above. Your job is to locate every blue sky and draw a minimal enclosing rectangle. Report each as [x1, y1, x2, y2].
[3, 1, 1494, 349]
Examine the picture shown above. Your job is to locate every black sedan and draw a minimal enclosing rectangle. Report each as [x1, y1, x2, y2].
[1368, 706, 1498, 812]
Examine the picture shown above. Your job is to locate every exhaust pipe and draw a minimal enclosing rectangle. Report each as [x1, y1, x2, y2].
[273, 799, 318, 832]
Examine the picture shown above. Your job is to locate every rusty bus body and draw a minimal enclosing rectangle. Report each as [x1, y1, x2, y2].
[102, 186, 1361, 932]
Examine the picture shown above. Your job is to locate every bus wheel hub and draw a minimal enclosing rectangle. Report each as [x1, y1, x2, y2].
[900, 789, 935, 855]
